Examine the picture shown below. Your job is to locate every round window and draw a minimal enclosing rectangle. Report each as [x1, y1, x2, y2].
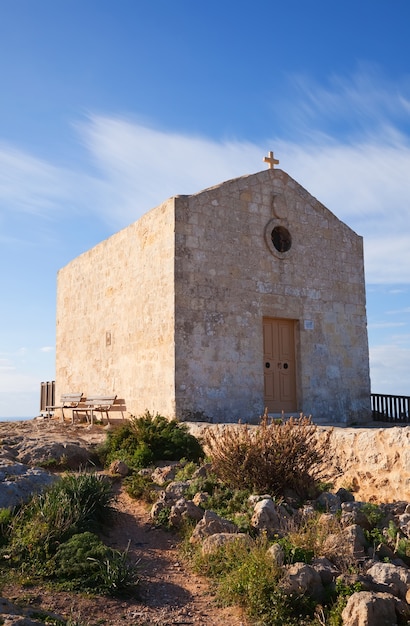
[271, 226, 292, 253]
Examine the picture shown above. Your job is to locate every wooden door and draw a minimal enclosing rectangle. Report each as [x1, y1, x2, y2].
[263, 318, 297, 413]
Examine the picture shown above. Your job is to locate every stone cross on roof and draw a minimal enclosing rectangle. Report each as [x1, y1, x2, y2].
[263, 151, 279, 169]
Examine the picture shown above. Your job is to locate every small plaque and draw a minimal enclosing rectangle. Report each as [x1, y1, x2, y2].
[304, 320, 314, 330]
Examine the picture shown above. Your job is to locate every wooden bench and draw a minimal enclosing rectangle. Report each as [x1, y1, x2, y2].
[46, 393, 83, 423]
[81, 395, 117, 425]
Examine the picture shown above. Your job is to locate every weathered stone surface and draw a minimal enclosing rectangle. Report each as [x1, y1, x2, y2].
[0, 461, 57, 509]
[365, 562, 410, 601]
[266, 542, 285, 566]
[320, 426, 410, 503]
[316, 491, 341, 513]
[280, 563, 324, 602]
[250, 498, 289, 537]
[341, 502, 374, 531]
[189, 510, 237, 545]
[311, 557, 340, 586]
[341, 591, 409, 626]
[323, 524, 368, 561]
[151, 464, 180, 485]
[169, 498, 204, 528]
[109, 459, 129, 476]
[201, 533, 253, 556]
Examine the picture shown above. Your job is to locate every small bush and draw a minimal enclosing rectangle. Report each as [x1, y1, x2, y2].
[5, 473, 113, 565]
[123, 473, 158, 502]
[48, 531, 138, 596]
[204, 414, 330, 499]
[99, 411, 203, 469]
[195, 536, 315, 625]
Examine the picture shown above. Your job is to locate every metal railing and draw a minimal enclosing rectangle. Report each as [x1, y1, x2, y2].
[371, 393, 410, 423]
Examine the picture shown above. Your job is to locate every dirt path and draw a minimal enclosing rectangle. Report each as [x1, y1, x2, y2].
[101, 484, 248, 625]
[2, 482, 248, 625]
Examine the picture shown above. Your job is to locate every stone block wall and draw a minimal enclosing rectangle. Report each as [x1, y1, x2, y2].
[173, 169, 370, 423]
[55, 199, 176, 418]
[55, 168, 371, 424]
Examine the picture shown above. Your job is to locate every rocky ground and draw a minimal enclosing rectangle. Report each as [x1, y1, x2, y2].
[1, 416, 410, 625]
[0, 418, 247, 625]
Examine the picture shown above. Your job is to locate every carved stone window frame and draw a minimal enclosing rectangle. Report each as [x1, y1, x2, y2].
[264, 218, 293, 260]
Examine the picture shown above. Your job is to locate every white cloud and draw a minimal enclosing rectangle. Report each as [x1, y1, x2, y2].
[78, 115, 262, 228]
[40, 346, 54, 353]
[0, 141, 112, 225]
[369, 343, 410, 395]
[75, 113, 410, 285]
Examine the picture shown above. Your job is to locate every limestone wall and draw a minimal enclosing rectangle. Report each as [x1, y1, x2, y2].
[55, 168, 370, 424]
[174, 169, 370, 423]
[55, 199, 176, 417]
[187, 422, 410, 504]
[322, 426, 410, 503]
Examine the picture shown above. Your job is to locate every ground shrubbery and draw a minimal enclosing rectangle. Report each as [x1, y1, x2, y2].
[99, 410, 204, 470]
[1, 473, 138, 596]
[203, 414, 331, 499]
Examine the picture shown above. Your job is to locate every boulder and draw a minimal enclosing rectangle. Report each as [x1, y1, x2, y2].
[280, 562, 324, 602]
[0, 461, 57, 509]
[341, 591, 409, 626]
[323, 524, 368, 562]
[109, 459, 129, 477]
[201, 532, 253, 556]
[189, 510, 237, 545]
[311, 557, 340, 586]
[316, 491, 341, 514]
[250, 498, 289, 537]
[169, 498, 204, 528]
[266, 542, 285, 567]
[365, 562, 410, 601]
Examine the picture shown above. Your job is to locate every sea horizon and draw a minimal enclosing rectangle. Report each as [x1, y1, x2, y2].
[0, 416, 34, 422]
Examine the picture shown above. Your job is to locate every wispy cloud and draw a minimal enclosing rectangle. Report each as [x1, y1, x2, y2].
[369, 343, 410, 395]
[0, 66, 409, 287]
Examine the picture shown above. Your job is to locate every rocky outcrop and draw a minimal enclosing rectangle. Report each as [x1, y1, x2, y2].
[187, 423, 410, 504]
[0, 419, 106, 510]
[0, 460, 57, 508]
[149, 467, 410, 624]
[319, 426, 410, 504]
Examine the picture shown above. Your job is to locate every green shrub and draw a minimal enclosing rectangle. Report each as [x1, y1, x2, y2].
[99, 411, 203, 470]
[123, 473, 158, 502]
[5, 473, 113, 565]
[196, 536, 315, 625]
[204, 414, 330, 499]
[48, 531, 138, 596]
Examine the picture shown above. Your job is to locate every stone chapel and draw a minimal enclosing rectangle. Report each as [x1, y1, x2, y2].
[55, 155, 371, 424]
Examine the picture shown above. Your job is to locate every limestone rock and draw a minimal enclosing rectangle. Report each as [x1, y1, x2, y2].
[365, 562, 410, 601]
[280, 563, 324, 602]
[250, 498, 289, 537]
[341, 591, 409, 626]
[201, 532, 252, 556]
[323, 524, 368, 562]
[189, 510, 237, 544]
[169, 498, 204, 528]
[109, 459, 129, 476]
[266, 542, 285, 566]
[0, 461, 57, 509]
[311, 557, 340, 586]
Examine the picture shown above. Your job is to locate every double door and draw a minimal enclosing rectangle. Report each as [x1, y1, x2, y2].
[263, 318, 297, 413]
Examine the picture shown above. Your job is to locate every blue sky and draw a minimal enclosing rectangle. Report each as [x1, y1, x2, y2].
[1, 1, 410, 417]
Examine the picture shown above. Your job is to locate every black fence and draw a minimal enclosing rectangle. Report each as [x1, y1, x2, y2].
[371, 393, 410, 423]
